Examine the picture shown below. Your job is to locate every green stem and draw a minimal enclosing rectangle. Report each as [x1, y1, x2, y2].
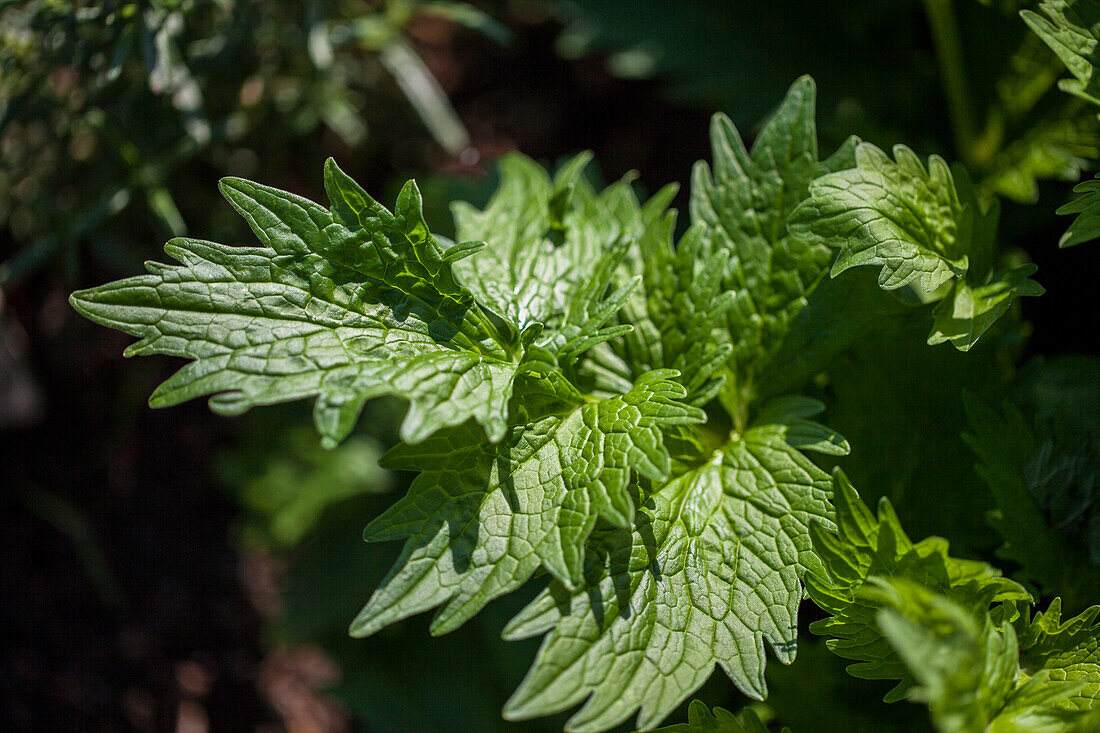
[924, 0, 983, 166]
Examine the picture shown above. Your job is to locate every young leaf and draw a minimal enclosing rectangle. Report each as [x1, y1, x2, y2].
[806, 472, 1031, 701]
[649, 700, 780, 733]
[789, 144, 970, 293]
[870, 580, 1100, 733]
[351, 371, 704, 636]
[789, 144, 1042, 350]
[688, 75, 858, 388]
[1017, 599, 1100, 713]
[500, 415, 840, 732]
[1023, 0, 1100, 110]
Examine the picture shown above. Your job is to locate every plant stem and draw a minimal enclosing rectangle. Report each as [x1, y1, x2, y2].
[924, 0, 983, 166]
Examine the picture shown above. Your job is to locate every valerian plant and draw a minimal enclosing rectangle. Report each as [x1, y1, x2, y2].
[72, 73, 1099, 732]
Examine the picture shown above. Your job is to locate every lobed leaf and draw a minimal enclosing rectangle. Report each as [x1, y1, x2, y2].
[806, 472, 1031, 701]
[1057, 174, 1100, 247]
[1017, 599, 1100, 713]
[501, 418, 837, 732]
[71, 163, 528, 447]
[871, 581, 1100, 733]
[351, 372, 705, 637]
[1023, 0, 1100, 109]
[789, 144, 1042, 350]
[688, 75, 858, 386]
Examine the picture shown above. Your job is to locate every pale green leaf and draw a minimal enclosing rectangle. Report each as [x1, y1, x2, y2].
[789, 144, 1043, 350]
[350, 372, 704, 636]
[789, 143, 970, 293]
[870, 580, 1098, 733]
[500, 421, 836, 732]
[688, 75, 858, 386]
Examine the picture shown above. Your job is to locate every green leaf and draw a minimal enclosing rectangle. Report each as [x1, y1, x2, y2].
[220, 424, 390, 548]
[450, 151, 641, 335]
[614, 217, 737, 406]
[965, 393, 1100, 611]
[1018, 2, 1100, 249]
[648, 700, 778, 733]
[870, 580, 1099, 733]
[350, 371, 704, 636]
[929, 265, 1045, 351]
[1057, 174, 1100, 247]
[688, 75, 858, 386]
[806, 472, 1031, 701]
[980, 116, 1099, 206]
[1017, 599, 1100, 713]
[70, 162, 526, 447]
[500, 419, 837, 732]
[789, 144, 1042, 350]
[1022, 0, 1100, 109]
[789, 143, 970, 293]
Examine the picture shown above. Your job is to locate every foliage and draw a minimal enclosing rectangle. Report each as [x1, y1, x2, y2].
[871, 581, 1100, 733]
[67, 4, 1100, 727]
[0, 0, 492, 289]
[965, 356, 1100, 611]
[73, 78, 858, 730]
[806, 472, 1031, 701]
[648, 700, 780, 733]
[1023, 0, 1100, 245]
[789, 144, 1043, 351]
[808, 475, 1100, 732]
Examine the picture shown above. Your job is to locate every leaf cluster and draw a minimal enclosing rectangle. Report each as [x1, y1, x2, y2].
[70, 69, 1098, 732]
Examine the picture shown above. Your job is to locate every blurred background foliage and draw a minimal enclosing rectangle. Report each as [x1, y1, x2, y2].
[2, 0, 1099, 730]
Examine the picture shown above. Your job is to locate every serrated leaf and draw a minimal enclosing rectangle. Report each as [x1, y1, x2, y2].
[499, 421, 836, 732]
[69, 158, 649, 450]
[806, 472, 1031, 701]
[648, 700, 779, 733]
[350, 372, 704, 637]
[789, 143, 971, 293]
[615, 217, 736, 406]
[1019, 1, 1100, 249]
[1023, 0, 1100, 109]
[688, 75, 858, 388]
[789, 144, 1043, 351]
[71, 162, 530, 447]
[870, 580, 1099, 733]
[1057, 174, 1100, 247]
[1017, 599, 1100, 712]
[450, 151, 641, 334]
